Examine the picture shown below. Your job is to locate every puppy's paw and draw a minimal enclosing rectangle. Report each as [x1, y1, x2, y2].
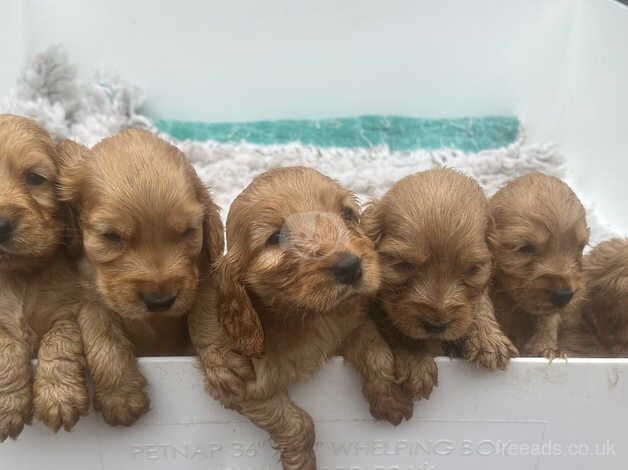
[199, 347, 256, 400]
[0, 389, 33, 442]
[396, 353, 438, 400]
[95, 386, 149, 427]
[462, 332, 518, 370]
[34, 379, 89, 432]
[364, 380, 414, 426]
[526, 344, 567, 361]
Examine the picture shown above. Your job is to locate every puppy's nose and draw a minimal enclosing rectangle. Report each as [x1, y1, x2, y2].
[419, 319, 451, 334]
[549, 288, 574, 308]
[142, 292, 177, 312]
[332, 253, 363, 285]
[0, 217, 13, 245]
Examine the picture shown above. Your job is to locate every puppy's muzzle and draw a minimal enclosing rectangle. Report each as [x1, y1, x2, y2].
[142, 292, 178, 312]
[548, 288, 574, 308]
[332, 252, 363, 285]
[0, 216, 14, 245]
[419, 318, 452, 334]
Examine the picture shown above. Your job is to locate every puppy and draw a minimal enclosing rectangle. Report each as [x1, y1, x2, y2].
[0, 114, 88, 441]
[189, 167, 412, 470]
[57, 129, 223, 426]
[488, 173, 589, 358]
[560, 239, 628, 357]
[362, 168, 517, 401]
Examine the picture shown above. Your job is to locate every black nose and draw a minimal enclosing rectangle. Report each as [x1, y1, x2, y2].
[420, 319, 450, 334]
[142, 292, 177, 312]
[549, 288, 574, 308]
[332, 253, 363, 285]
[0, 218, 13, 245]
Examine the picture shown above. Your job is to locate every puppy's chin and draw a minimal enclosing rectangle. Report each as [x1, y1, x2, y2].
[384, 302, 475, 342]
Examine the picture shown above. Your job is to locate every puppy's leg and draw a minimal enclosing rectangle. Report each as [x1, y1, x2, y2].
[188, 303, 255, 405]
[0, 328, 32, 441]
[78, 305, 149, 426]
[33, 319, 89, 432]
[394, 347, 438, 401]
[525, 313, 563, 359]
[341, 321, 414, 425]
[453, 293, 518, 370]
[239, 394, 316, 470]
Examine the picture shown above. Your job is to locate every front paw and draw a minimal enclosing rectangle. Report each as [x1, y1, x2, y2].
[95, 385, 149, 427]
[365, 381, 413, 426]
[525, 342, 566, 360]
[0, 389, 32, 442]
[396, 354, 438, 400]
[199, 347, 256, 400]
[463, 332, 518, 370]
[34, 379, 89, 432]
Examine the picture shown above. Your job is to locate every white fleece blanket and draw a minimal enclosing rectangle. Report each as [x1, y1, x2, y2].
[0, 46, 618, 245]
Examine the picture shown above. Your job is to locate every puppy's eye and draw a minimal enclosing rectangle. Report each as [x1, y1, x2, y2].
[25, 172, 46, 186]
[394, 261, 417, 273]
[267, 231, 283, 246]
[181, 227, 196, 238]
[465, 264, 481, 277]
[102, 231, 122, 243]
[518, 243, 536, 254]
[341, 207, 357, 223]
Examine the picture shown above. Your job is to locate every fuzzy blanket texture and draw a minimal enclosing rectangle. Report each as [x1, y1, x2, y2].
[0, 46, 617, 245]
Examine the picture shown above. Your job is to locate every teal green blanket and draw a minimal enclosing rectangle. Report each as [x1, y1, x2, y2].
[155, 116, 518, 153]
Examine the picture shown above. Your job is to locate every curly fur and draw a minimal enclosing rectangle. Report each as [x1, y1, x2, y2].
[488, 173, 589, 358]
[0, 114, 88, 440]
[362, 169, 517, 401]
[189, 167, 412, 470]
[560, 239, 628, 357]
[57, 129, 223, 426]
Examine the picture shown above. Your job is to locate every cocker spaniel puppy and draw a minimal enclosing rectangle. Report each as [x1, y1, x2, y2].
[488, 173, 589, 358]
[362, 168, 517, 401]
[560, 239, 628, 357]
[57, 129, 223, 426]
[189, 167, 412, 470]
[0, 114, 88, 441]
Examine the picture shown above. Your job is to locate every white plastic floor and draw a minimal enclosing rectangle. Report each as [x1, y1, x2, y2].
[1, 357, 626, 470]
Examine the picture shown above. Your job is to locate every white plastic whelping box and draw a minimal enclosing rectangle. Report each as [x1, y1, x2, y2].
[1, 0, 628, 469]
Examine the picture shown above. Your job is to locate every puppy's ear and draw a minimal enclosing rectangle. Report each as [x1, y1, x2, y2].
[55, 139, 90, 206]
[215, 251, 264, 357]
[361, 200, 384, 246]
[55, 140, 90, 257]
[190, 172, 225, 265]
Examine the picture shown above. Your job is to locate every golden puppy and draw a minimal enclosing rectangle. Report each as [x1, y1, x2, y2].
[488, 173, 589, 358]
[57, 129, 223, 426]
[560, 239, 628, 357]
[0, 114, 88, 441]
[189, 167, 412, 470]
[362, 168, 517, 401]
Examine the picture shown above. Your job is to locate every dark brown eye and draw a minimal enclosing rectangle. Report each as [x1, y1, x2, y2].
[102, 231, 122, 243]
[182, 227, 195, 238]
[465, 264, 481, 277]
[518, 243, 536, 254]
[267, 231, 282, 246]
[25, 172, 46, 186]
[341, 207, 357, 223]
[395, 261, 417, 273]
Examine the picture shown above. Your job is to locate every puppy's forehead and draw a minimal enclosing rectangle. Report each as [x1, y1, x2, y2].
[0, 116, 57, 171]
[84, 131, 201, 219]
[229, 167, 352, 226]
[382, 169, 488, 244]
[491, 174, 586, 237]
